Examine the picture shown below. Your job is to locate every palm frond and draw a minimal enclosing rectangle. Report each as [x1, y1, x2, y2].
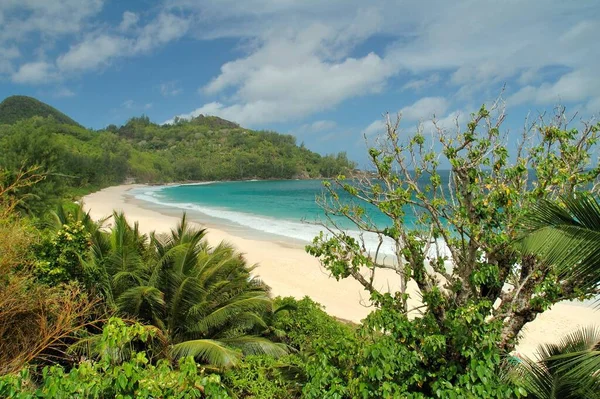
[508, 326, 600, 399]
[220, 336, 289, 358]
[190, 294, 272, 334]
[170, 339, 242, 368]
[519, 194, 600, 291]
[116, 286, 166, 328]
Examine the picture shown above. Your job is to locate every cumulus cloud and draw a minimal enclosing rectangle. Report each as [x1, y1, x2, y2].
[57, 35, 130, 72]
[400, 97, 449, 122]
[6, 3, 190, 83]
[362, 97, 458, 138]
[183, 18, 398, 125]
[508, 68, 600, 106]
[11, 61, 57, 84]
[162, 1, 598, 127]
[132, 12, 190, 53]
[55, 12, 189, 74]
[5, 0, 599, 131]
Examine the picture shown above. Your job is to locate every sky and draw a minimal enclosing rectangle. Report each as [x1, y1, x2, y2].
[1, 0, 599, 166]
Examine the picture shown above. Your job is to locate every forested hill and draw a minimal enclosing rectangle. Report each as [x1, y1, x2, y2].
[0, 95, 81, 126]
[0, 96, 355, 211]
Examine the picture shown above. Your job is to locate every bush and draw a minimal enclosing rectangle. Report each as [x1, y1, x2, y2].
[0, 318, 230, 398]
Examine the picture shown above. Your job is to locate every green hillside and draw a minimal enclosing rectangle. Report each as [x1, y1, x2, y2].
[0, 95, 81, 126]
[0, 96, 355, 212]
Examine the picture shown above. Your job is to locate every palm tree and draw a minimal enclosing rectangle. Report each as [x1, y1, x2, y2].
[508, 327, 600, 399]
[87, 212, 286, 367]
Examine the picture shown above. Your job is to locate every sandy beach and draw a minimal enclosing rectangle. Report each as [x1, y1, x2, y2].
[83, 184, 599, 358]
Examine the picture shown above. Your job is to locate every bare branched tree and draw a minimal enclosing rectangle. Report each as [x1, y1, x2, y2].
[308, 100, 600, 352]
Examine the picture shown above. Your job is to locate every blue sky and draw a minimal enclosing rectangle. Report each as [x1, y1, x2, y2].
[1, 0, 599, 167]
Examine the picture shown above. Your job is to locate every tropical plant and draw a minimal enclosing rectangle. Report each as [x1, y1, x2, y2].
[85, 212, 287, 367]
[508, 326, 600, 399]
[519, 193, 600, 298]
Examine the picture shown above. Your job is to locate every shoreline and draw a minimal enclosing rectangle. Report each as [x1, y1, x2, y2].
[82, 184, 599, 358]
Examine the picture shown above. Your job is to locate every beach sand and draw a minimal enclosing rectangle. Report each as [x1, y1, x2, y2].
[82, 184, 599, 358]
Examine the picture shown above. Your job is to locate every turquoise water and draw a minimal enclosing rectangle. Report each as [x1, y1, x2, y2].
[133, 180, 405, 250]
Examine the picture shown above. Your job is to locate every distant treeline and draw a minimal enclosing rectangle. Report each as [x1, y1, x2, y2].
[0, 96, 355, 212]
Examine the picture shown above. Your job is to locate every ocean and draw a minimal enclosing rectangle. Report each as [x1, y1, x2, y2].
[132, 179, 419, 256]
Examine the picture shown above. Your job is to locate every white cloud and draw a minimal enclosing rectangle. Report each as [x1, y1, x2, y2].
[306, 120, 337, 132]
[182, 17, 398, 126]
[400, 97, 449, 122]
[11, 61, 57, 84]
[54, 12, 189, 75]
[402, 74, 441, 91]
[167, 49, 395, 126]
[119, 11, 139, 32]
[159, 81, 183, 96]
[57, 35, 130, 72]
[133, 12, 190, 53]
[123, 100, 135, 109]
[0, 0, 104, 43]
[420, 110, 468, 135]
[362, 119, 386, 137]
[363, 97, 458, 138]
[509, 68, 600, 106]
[165, 1, 599, 126]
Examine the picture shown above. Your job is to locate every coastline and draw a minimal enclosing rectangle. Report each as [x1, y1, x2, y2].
[82, 184, 599, 358]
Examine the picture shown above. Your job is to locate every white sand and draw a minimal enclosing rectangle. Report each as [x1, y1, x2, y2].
[82, 184, 599, 357]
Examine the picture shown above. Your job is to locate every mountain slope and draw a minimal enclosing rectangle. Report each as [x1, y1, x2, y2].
[0, 95, 80, 126]
[0, 96, 356, 207]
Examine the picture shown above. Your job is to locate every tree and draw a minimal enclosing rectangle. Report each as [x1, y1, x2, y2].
[86, 212, 287, 368]
[307, 101, 600, 396]
[508, 327, 600, 399]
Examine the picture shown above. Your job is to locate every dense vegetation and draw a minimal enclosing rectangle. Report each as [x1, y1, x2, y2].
[0, 96, 81, 126]
[0, 96, 355, 213]
[1, 98, 598, 397]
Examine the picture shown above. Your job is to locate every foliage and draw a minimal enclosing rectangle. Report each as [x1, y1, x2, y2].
[0, 267, 97, 375]
[0, 180, 99, 375]
[508, 326, 600, 399]
[0, 165, 46, 217]
[0, 318, 230, 398]
[223, 355, 303, 399]
[79, 212, 287, 368]
[519, 193, 600, 296]
[0, 95, 80, 126]
[306, 103, 600, 396]
[271, 297, 355, 353]
[296, 296, 520, 398]
[34, 220, 93, 285]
